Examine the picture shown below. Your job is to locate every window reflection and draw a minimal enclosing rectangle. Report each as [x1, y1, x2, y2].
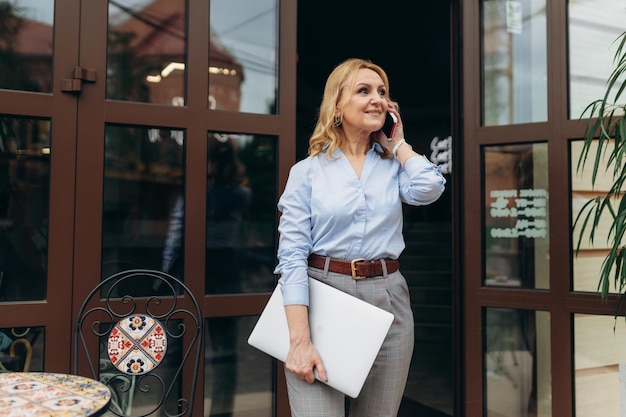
[570, 139, 617, 293]
[107, 0, 187, 104]
[0, 1, 53, 93]
[483, 143, 549, 289]
[102, 124, 184, 280]
[568, 0, 626, 119]
[574, 314, 626, 417]
[158, 132, 277, 295]
[204, 316, 273, 417]
[0, 326, 44, 372]
[0, 116, 49, 302]
[205, 133, 276, 294]
[209, 0, 278, 114]
[204, 134, 252, 295]
[482, 0, 547, 125]
[485, 308, 551, 417]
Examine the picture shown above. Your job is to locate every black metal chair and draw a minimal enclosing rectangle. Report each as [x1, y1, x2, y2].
[74, 269, 202, 417]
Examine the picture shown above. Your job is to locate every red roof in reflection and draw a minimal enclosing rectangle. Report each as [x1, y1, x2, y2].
[113, 0, 240, 69]
[7, 0, 239, 68]
[13, 19, 53, 56]
[3, 0, 242, 83]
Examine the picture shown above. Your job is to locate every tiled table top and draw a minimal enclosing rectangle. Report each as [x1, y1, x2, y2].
[0, 372, 111, 417]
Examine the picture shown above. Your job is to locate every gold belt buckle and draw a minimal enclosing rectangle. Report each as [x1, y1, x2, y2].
[351, 258, 366, 279]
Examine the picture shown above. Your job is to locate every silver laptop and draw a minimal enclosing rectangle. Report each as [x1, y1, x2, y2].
[248, 277, 394, 398]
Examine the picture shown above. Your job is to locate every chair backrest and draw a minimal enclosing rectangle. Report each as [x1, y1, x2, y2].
[74, 269, 202, 417]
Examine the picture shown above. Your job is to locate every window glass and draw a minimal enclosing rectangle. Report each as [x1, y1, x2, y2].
[102, 124, 184, 281]
[570, 139, 618, 292]
[568, 0, 626, 119]
[0, 326, 44, 372]
[0, 1, 53, 93]
[107, 0, 187, 105]
[203, 132, 277, 295]
[485, 308, 551, 417]
[482, 0, 547, 125]
[209, 0, 278, 114]
[205, 316, 273, 417]
[483, 143, 549, 289]
[0, 116, 49, 302]
[574, 314, 626, 417]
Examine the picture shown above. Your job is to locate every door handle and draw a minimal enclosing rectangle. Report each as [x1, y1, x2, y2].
[61, 66, 96, 93]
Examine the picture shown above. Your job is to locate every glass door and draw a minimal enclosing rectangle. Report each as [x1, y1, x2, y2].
[0, 0, 296, 415]
[71, 0, 296, 416]
[0, 0, 80, 373]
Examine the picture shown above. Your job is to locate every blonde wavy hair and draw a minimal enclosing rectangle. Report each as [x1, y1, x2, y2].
[308, 58, 397, 159]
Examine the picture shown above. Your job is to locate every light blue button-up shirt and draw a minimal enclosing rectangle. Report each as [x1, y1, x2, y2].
[274, 143, 446, 306]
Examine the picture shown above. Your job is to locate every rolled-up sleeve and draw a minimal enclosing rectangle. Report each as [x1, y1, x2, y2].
[399, 155, 446, 205]
[273, 162, 313, 306]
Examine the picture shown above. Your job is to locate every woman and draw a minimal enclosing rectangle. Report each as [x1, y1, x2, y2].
[274, 58, 446, 417]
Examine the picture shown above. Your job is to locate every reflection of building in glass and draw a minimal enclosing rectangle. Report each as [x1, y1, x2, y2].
[0, 117, 50, 302]
[0, 6, 53, 302]
[109, 0, 244, 109]
[95, 1, 246, 277]
[0, 5, 53, 93]
[207, 30, 245, 111]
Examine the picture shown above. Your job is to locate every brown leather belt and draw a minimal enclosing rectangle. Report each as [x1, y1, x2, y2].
[308, 254, 399, 279]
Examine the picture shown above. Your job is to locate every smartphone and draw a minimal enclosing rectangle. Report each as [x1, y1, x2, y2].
[382, 112, 397, 138]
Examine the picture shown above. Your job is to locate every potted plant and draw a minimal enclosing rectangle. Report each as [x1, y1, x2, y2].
[575, 30, 626, 314]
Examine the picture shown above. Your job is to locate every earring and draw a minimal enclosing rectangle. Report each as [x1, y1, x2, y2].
[333, 115, 342, 127]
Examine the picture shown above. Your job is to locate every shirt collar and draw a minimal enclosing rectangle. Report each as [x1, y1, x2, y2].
[322, 141, 382, 155]
[372, 142, 383, 153]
